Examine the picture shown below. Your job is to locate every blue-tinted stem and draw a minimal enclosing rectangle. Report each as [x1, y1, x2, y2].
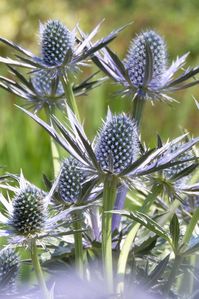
[112, 185, 128, 233]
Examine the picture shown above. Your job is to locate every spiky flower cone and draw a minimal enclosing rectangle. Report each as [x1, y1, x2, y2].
[40, 20, 74, 66]
[58, 158, 86, 203]
[125, 30, 167, 88]
[11, 186, 46, 235]
[95, 114, 139, 174]
[32, 69, 63, 96]
[163, 143, 194, 180]
[0, 247, 19, 293]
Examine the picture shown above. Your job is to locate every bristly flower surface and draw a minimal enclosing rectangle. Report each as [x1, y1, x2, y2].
[124, 30, 167, 89]
[40, 20, 75, 67]
[95, 114, 139, 174]
[11, 186, 46, 235]
[0, 172, 87, 244]
[0, 247, 19, 294]
[58, 157, 86, 204]
[0, 19, 125, 80]
[93, 29, 199, 102]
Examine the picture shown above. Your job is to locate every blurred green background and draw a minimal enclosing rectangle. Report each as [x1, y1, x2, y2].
[0, 0, 199, 186]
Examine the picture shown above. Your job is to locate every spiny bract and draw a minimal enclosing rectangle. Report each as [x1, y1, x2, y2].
[40, 20, 75, 66]
[11, 186, 46, 235]
[124, 30, 167, 88]
[58, 158, 86, 203]
[31, 69, 64, 96]
[0, 247, 19, 292]
[95, 114, 139, 174]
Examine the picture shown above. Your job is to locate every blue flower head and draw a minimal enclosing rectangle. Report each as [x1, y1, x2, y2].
[163, 142, 194, 182]
[0, 247, 19, 293]
[95, 114, 139, 174]
[40, 20, 75, 66]
[31, 69, 64, 96]
[124, 30, 167, 88]
[58, 158, 86, 204]
[11, 186, 46, 235]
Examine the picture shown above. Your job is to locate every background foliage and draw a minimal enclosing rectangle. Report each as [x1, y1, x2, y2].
[0, 0, 199, 186]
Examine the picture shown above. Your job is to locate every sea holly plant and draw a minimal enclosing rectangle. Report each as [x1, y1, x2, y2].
[0, 18, 199, 299]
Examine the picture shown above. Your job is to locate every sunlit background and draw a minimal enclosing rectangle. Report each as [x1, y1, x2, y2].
[0, 0, 199, 186]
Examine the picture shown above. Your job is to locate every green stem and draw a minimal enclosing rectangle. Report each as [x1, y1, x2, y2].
[44, 107, 60, 177]
[163, 255, 182, 297]
[182, 207, 199, 246]
[132, 94, 145, 126]
[31, 239, 49, 299]
[73, 212, 85, 279]
[102, 175, 118, 293]
[117, 184, 161, 294]
[61, 73, 80, 121]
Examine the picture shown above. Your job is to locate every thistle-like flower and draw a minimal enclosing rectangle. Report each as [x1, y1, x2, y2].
[0, 173, 81, 244]
[57, 157, 86, 204]
[0, 19, 124, 79]
[151, 138, 199, 201]
[124, 30, 167, 90]
[95, 113, 139, 174]
[0, 67, 100, 113]
[40, 20, 75, 67]
[0, 247, 19, 293]
[163, 142, 194, 184]
[11, 186, 46, 235]
[93, 29, 199, 101]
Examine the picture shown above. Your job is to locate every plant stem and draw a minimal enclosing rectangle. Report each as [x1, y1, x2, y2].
[31, 239, 49, 299]
[132, 94, 145, 126]
[102, 175, 118, 293]
[163, 255, 182, 297]
[117, 184, 161, 294]
[61, 73, 80, 121]
[73, 212, 85, 279]
[44, 107, 60, 177]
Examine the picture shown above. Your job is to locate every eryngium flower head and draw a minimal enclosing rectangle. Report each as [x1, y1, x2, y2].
[93, 29, 199, 102]
[11, 186, 46, 235]
[95, 114, 139, 174]
[58, 158, 86, 204]
[40, 20, 75, 66]
[0, 247, 19, 293]
[124, 30, 167, 88]
[31, 69, 63, 97]
[163, 142, 194, 183]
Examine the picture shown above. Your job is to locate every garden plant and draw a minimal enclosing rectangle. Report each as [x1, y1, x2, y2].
[0, 18, 199, 299]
